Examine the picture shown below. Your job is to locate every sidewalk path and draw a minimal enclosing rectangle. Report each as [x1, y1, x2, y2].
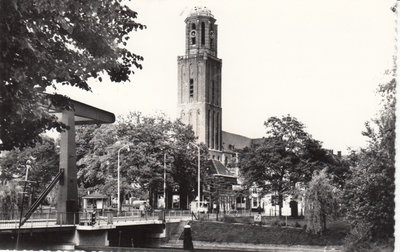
[162, 240, 343, 252]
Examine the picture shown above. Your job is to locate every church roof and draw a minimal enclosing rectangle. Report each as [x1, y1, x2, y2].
[189, 6, 213, 18]
[206, 159, 236, 178]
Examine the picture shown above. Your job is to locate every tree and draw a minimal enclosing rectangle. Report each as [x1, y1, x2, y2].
[206, 174, 238, 215]
[0, 0, 145, 151]
[0, 181, 21, 219]
[0, 136, 59, 197]
[76, 124, 117, 190]
[343, 72, 395, 247]
[304, 168, 338, 234]
[240, 115, 330, 216]
[75, 112, 208, 210]
[168, 120, 209, 209]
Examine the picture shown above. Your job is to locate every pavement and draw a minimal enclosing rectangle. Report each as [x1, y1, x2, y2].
[161, 240, 343, 252]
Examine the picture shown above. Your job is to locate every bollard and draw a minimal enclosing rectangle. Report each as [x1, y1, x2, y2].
[183, 224, 194, 250]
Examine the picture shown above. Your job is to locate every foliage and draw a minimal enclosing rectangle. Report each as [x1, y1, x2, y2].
[0, 136, 59, 196]
[304, 168, 338, 234]
[168, 120, 209, 209]
[343, 71, 395, 247]
[75, 112, 208, 209]
[206, 175, 238, 212]
[239, 115, 340, 216]
[0, 181, 21, 219]
[0, 0, 145, 151]
[76, 124, 116, 190]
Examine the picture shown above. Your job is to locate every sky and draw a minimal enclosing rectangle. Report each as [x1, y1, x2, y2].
[52, 0, 397, 154]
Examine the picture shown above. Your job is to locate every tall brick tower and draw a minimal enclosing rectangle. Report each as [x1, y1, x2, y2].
[177, 7, 222, 152]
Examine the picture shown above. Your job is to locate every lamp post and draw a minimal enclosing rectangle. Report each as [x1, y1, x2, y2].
[163, 153, 166, 209]
[16, 157, 35, 249]
[117, 144, 130, 215]
[188, 142, 200, 210]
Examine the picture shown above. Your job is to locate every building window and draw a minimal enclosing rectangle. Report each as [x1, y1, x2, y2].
[207, 110, 210, 147]
[189, 79, 194, 98]
[201, 22, 205, 45]
[210, 24, 214, 49]
[212, 80, 215, 104]
[211, 111, 215, 149]
[190, 24, 196, 45]
[216, 112, 219, 150]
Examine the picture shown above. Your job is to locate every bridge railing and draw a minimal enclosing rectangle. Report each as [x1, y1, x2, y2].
[0, 209, 196, 229]
[164, 210, 191, 219]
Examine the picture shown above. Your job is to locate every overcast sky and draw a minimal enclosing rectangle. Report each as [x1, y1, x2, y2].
[52, 0, 396, 154]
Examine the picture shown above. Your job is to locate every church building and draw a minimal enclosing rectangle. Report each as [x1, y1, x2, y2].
[177, 7, 251, 165]
[177, 7, 304, 216]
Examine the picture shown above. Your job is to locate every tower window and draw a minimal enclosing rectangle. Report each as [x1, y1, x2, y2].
[207, 110, 210, 147]
[190, 24, 196, 45]
[210, 24, 214, 49]
[216, 112, 219, 150]
[212, 80, 215, 104]
[211, 110, 215, 149]
[189, 79, 194, 98]
[201, 22, 205, 45]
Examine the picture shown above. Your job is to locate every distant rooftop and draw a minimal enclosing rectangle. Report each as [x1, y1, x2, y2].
[189, 6, 213, 17]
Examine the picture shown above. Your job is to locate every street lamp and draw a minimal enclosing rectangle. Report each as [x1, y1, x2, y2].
[16, 156, 35, 249]
[188, 142, 201, 211]
[163, 153, 167, 209]
[117, 144, 130, 215]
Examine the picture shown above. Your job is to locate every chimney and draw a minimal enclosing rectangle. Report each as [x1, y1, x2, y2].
[337, 151, 342, 159]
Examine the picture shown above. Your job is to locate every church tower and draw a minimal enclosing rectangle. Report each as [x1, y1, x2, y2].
[177, 7, 222, 151]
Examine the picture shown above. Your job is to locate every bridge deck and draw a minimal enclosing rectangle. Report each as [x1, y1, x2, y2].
[0, 211, 194, 232]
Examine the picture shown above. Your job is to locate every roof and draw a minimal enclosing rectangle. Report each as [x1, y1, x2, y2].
[82, 192, 108, 199]
[206, 159, 236, 178]
[221, 131, 252, 151]
[188, 6, 213, 18]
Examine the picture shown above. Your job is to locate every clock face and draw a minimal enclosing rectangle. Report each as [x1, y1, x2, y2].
[190, 30, 196, 37]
